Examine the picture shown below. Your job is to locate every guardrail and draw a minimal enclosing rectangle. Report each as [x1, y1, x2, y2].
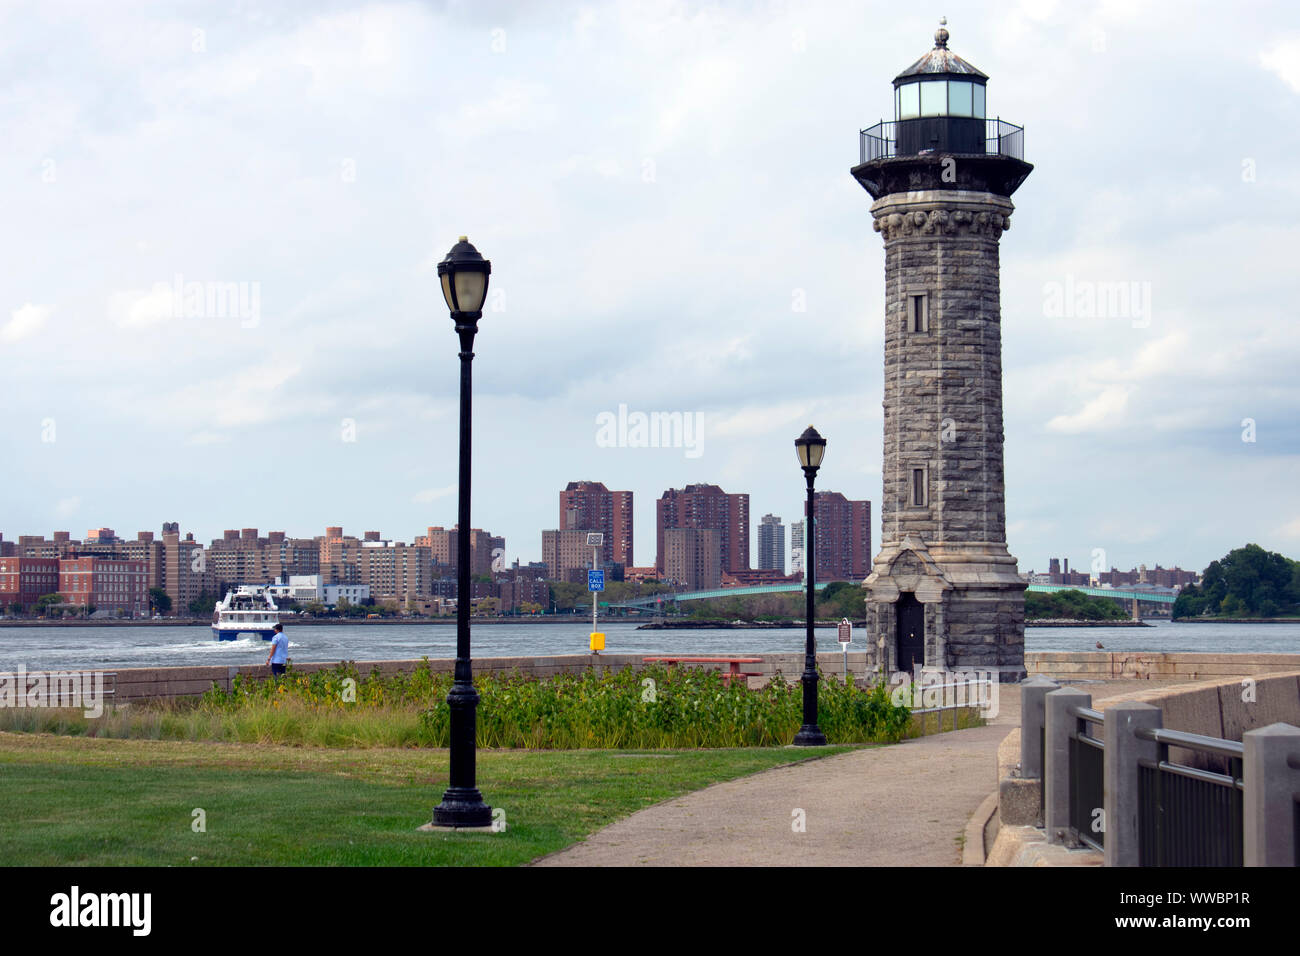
[900, 677, 992, 733]
[859, 118, 1026, 164]
[1022, 679, 1300, 866]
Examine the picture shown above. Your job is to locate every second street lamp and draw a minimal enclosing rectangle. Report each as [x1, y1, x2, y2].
[432, 236, 493, 828]
[793, 425, 828, 747]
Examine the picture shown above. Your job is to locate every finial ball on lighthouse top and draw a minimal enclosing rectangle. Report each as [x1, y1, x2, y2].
[935, 17, 949, 49]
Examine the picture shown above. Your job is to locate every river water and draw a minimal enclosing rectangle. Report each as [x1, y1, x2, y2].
[0, 619, 1297, 671]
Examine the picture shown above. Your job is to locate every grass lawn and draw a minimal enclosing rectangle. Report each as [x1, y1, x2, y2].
[0, 732, 855, 866]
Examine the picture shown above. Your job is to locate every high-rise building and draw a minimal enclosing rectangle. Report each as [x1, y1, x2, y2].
[757, 514, 785, 573]
[662, 527, 721, 591]
[357, 540, 431, 602]
[790, 520, 804, 575]
[319, 526, 361, 584]
[162, 523, 215, 612]
[416, 526, 503, 576]
[559, 481, 633, 567]
[542, 529, 598, 582]
[656, 484, 749, 578]
[809, 492, 872, 583]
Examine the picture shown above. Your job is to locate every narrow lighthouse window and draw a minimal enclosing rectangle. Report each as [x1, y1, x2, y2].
[908, 293, 928, 333]
[911, 468, 927, 508]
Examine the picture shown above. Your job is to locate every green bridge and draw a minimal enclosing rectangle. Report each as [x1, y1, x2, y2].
[603, 581, 1176, 609]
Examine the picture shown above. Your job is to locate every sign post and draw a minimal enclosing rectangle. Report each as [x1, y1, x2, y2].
[587, 533, 605, 653]
[838, 618, 852, 681]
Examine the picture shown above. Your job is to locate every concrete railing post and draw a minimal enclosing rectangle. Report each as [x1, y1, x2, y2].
[1103, 701, 1161, 868]
[1020, 676, 1059, 780]
[1244, 722, 1300, 867]
[1044, 687, 1090, 844]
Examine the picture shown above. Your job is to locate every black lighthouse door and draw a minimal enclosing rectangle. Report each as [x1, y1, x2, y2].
[896, 593, 924, 676]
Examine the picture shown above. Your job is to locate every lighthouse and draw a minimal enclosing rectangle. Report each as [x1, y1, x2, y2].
[853, 20, 1032, 682]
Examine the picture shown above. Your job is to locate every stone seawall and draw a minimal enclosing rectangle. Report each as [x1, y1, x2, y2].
[1026, 651, 1300, 681]
[22, 651, 1300, 704]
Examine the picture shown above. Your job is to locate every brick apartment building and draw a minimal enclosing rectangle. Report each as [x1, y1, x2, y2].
[416, 526, 504, 576]
[59, 556, 149, 616]
[807, 492, 872, 583]
[656, 484, 749, 579]
[357, 540, 431, 603]
[0, 556, 60, 610]
[558, 481, 633, 567]
[542, 529, 600, 582]
[662, 527, 721, 591]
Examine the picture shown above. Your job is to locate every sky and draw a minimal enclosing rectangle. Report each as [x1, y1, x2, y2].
[2, 0, 1299, 575]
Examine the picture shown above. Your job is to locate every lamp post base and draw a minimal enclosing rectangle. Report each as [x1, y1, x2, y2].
[792, 725, 828, 747]
[432, 788, 493, 828]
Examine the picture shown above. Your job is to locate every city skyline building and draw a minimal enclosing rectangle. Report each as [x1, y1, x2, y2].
[656, 483, 749, 579]
[808, 492, 872, 584]
[559, 481, 634, 568]
[757, 514, 785, 574]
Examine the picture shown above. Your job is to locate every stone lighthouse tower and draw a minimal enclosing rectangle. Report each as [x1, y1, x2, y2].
[853, 20, 1032, 682]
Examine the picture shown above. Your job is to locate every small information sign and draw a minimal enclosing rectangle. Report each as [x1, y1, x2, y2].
[588, 570, 605, 592]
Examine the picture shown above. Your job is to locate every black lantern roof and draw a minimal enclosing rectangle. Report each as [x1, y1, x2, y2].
[894, 18, 987, 83]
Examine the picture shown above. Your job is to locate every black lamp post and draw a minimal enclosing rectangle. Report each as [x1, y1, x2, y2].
[432, 236, 493, 828]
[793, 426, 828, 747]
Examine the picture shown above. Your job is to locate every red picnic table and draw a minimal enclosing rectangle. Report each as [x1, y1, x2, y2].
[641, 656, 764, 686]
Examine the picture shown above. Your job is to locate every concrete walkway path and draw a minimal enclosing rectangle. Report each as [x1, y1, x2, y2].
[534, 678, 1153, 867]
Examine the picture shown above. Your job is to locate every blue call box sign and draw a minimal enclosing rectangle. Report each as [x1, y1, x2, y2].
[588, 570, 605, 592]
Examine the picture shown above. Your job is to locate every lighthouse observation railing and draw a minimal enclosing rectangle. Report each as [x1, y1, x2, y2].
[859, 118, 1025, 164]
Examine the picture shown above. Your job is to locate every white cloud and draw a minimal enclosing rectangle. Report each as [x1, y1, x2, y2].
[1046, 384, 1133, 434]
[413, 485, 456, 504]
[1261, 37, 1300, 93]
[1, 303, 51, 342]
[110, 285, 173, 328]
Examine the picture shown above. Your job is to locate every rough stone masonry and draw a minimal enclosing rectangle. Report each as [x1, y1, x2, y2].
[851, 24, 1033, 682]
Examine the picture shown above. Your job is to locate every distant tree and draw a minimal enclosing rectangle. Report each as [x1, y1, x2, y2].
[7, 601, 22, 616]
[148, 587, 172, 615]
[188, 592, 219, 616]
[817, 580, 866, 620]
[34, 593, 63, 615]
[1173, 544, 1300, 619]
[302, 601, 326, 616]
[1026, 590, 1126, 621]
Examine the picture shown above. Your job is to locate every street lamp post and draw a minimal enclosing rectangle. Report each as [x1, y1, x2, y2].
[793, 425, 828, 747]
[432, 236, 493, 828]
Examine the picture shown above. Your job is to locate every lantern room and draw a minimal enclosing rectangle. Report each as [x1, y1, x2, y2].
[892, 18, 989, 154]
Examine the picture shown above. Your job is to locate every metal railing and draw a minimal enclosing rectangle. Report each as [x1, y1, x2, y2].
[1028, 679, 1300, 866]
[1136, 727, 1244, 867]
[1069, 705, 1106, 850]
[904, 677, 993, 733]
[859, 118, 1025, 164]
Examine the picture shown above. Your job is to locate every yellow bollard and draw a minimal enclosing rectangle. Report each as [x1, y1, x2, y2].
[589, 631, 605, 652]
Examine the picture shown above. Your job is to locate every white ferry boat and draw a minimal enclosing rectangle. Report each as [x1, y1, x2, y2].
[212, 586, 281, 641]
